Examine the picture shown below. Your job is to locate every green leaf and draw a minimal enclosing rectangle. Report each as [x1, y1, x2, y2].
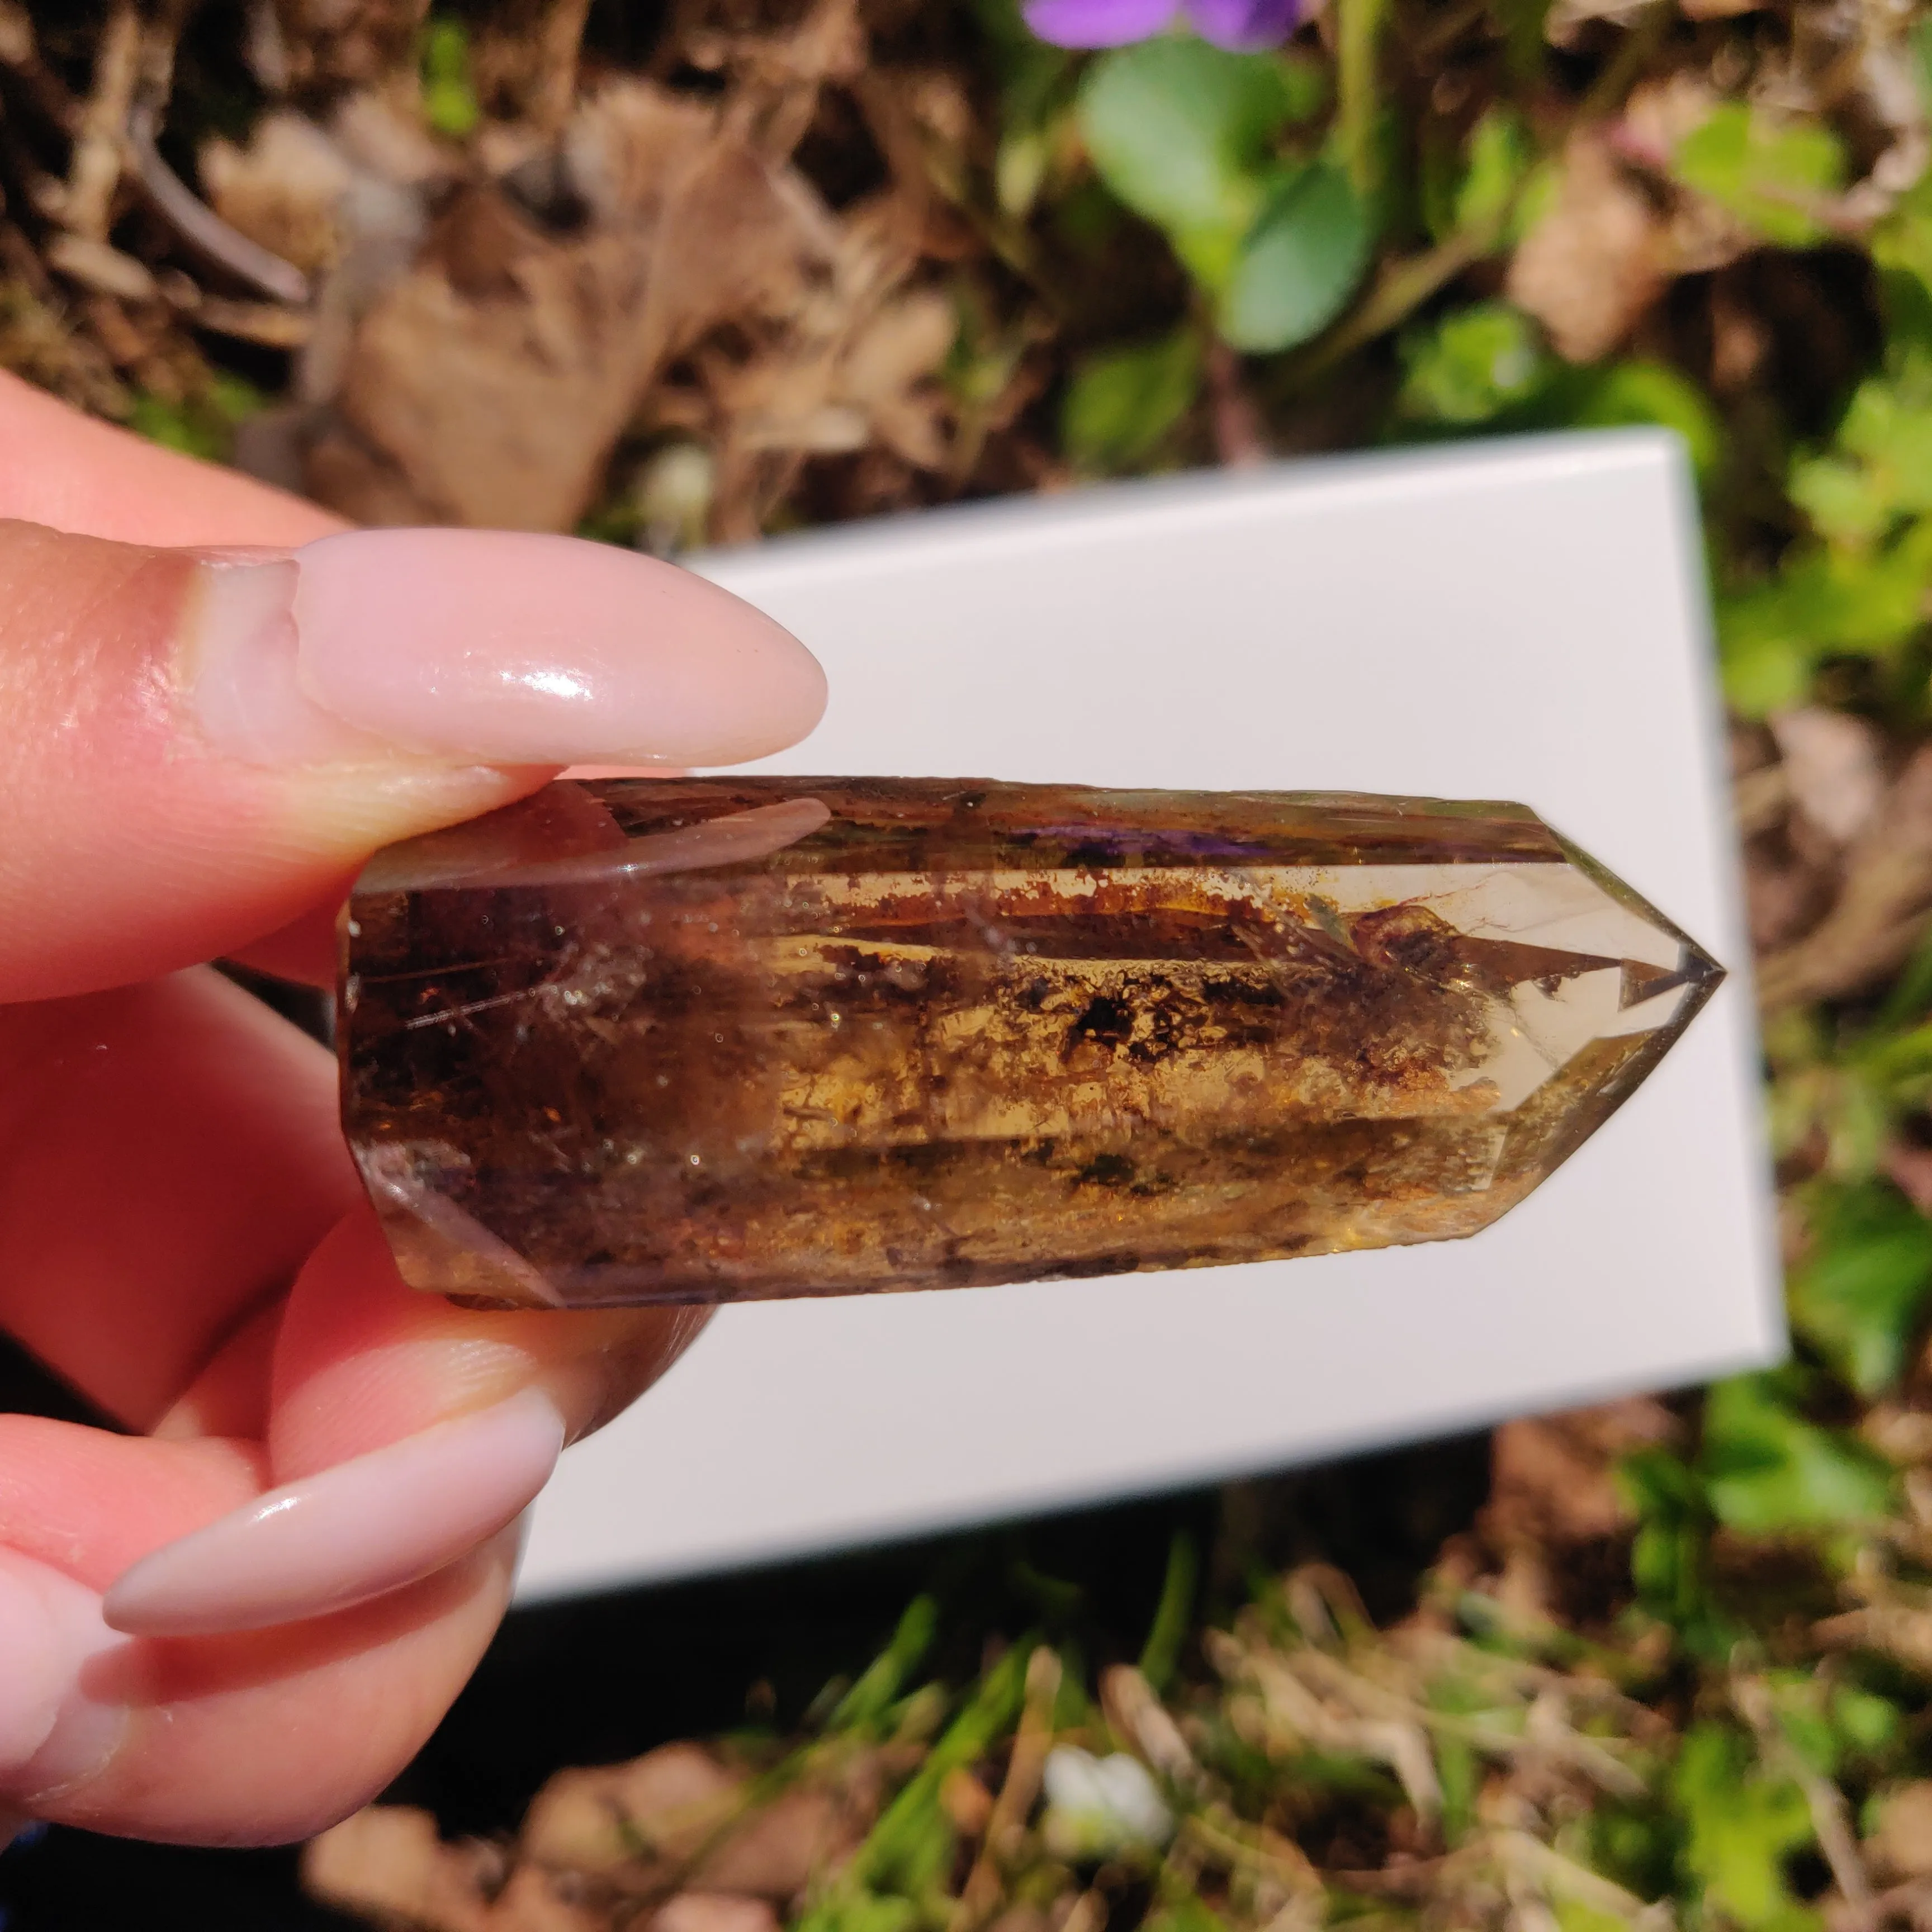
[1587, 1800, 1684, 1905]
[1766, 1671, 1841, 1778]
[1702, 1374, 1896, 1536]
[129, 395, 222, 462]
[1434, 1731, 1480, 1845]
[846, 1644, 1032, 1892]
[1618, 1446, 1715, 1630]
[1490, 0, 1554, 80]
[1791, 366, 1932, 547]
[1334, 0, 1392, 196]
[1062, 328, 1202, 471]
[1673, 1722, 1820, 1931]
[795, 1895, 921, 1932]
[1219, 161, 1371, 352]
[1137, 1530, 1199, 1693]
[996, 127, 1052, 218]
[1552, 1904, 1628, 1932]
[1077, 39, 1294, 269]
[1275, 51, 1330, 124]
[826, 1596, 939, 1732]
[1718, 521, 1932, 714]
[1453, 106, 1535, 240]
[1718, 631, 1812, 717]
[1872, 176, 1932, 307]
[1672, 102, 1846, 249]
[1398, 301, 1549, 425]
[1618, 1443, 1707, 1518]
[1788, 1182, 1932, 1395]
[127, 377, 265, 464]
[1878, 925, 1932, 1031]
[1569, 361, 1723, 482]
[1913, 12, 1932, 117]
[1792, 453, 1897, 548]
[422, 18, 481, 139]
[1833, 1684, 1904, 1759]
[984, 8, 1076, 217]
[1145, 1902, 1230, 1932]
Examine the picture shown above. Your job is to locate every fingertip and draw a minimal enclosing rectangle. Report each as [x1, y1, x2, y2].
[32, 1532, 520, 1844]
[266, 1208, 708, 1481]
[1, 513, 827, 1000]
[0, 1551, 126, 1810]
[101, 1391, 562, 1639]
[281, 529, 827, 768]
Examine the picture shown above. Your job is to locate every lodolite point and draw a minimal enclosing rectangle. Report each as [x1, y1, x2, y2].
[338, 778, 1725, 1308]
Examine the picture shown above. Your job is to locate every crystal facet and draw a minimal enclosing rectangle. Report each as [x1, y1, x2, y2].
[337, 778, 1723, 1308]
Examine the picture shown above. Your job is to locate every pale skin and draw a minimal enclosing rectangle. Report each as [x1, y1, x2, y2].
[0, 370, 828, 1844]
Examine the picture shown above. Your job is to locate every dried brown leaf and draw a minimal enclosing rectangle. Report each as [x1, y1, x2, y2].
[1486, 1399, 1680, 1552]
[693, 1785, 854, 1898]
[1545, 0, 1652, 48]
[469, 0, 592, 135]
[652, 1893, 783, 1932]
[1759, 746, 1932, 1012]
[314, 81, 837, 529]
[486, 1864, 608, 1932]
[1772, 709, 1887, 847]
[940, 1767, 997, 1838]
[60, 2, 140, 244]
[269, 0, 428, 93]
[1101, 1664, 1208, 1796]
[1675, 0, 1765, 23]
[195, 296, 312, 348]
[1506, 135, 1665, 364]
[0, 271, 127, 414]
[682, 0, 866, 105]
[322, 193, 642, 525]
[1611, 77, 1762, 274]
[43, 234, 157, 302]
[1817, 1603, 1932, 1675]
[841, 291, 956, 467]
[200, 112, 353, 276]
[331, 92, 453, 191]
[302, 1806, 502, 1932]
[0, 0, 31, 67]
[986, 1908, 1053, 1932]
[1867, 1784, 1932, 1883]
[954, 1649, 1063, 1932]
[522, 1744, 742, 1881]
[1883, 1147, 1932, 1223]
[562, 83, 732, 232]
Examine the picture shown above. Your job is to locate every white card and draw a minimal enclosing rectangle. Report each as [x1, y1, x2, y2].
[515, 428, 1781, 1602]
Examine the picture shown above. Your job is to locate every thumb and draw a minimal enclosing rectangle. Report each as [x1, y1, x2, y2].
[0, 520, 825, 1001]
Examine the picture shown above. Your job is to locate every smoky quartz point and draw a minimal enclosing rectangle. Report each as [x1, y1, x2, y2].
[338, 778, 1723, 1309]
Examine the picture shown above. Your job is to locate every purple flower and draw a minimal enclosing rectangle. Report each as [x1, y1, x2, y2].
[1024, 0, 1299, 50]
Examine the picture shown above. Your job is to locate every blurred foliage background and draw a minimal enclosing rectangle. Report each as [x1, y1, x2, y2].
[15, 0, 1932, 1922]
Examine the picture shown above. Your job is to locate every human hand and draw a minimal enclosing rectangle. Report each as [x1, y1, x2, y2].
[0, 371, 826, 1845]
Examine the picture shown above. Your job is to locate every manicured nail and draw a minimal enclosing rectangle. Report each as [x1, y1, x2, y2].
[0, 1551, 127, 1807]
[184, 528, 826, 769]
[101, 1389, 565, 1639]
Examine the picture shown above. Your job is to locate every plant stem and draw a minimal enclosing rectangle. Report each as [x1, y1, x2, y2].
[1269, 219, 1495, 394]
[1337, 0, 1393, 197]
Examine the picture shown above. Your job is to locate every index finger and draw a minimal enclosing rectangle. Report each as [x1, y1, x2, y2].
[0, 370, 342, 547]
[0, 510, 823, 1005]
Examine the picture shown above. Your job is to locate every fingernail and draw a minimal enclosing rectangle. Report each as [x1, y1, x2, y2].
[102, 1389, 565, 1639]
[184, 528, 826, 769]
[0, 1551, 127, 1807]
